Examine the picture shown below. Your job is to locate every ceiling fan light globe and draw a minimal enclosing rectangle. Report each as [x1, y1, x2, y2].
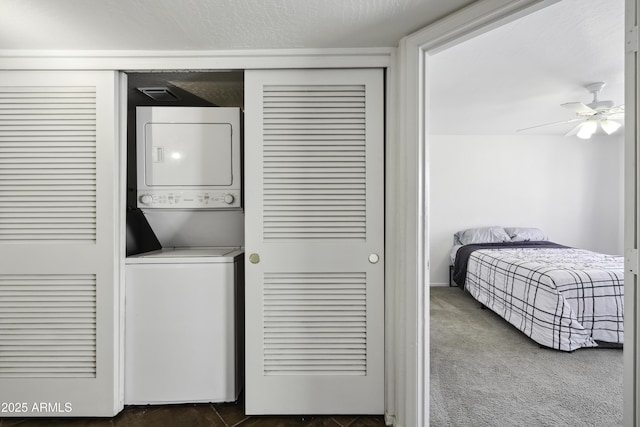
[600, 119, 622, 135]
[576, 120, 597, 139]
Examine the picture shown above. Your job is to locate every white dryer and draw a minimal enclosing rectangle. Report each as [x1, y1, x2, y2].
[124, 247, 244, 404]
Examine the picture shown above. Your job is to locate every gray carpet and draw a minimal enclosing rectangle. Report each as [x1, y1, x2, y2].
[430, 287, 623, 427]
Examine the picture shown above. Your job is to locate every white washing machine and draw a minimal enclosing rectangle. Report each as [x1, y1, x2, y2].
[124, 247, 244, 404]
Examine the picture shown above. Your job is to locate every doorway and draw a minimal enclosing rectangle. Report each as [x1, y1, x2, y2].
[392, 0, 624, 425]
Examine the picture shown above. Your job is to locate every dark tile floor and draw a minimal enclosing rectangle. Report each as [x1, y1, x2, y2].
[0, 396, 387, 427]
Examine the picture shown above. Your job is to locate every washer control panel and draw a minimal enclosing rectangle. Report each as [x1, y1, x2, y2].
[137, 190, 240, 209]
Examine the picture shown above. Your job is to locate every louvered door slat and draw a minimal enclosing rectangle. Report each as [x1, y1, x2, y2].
[0, 274, 96, 378]
[262, 82, 366, 240]
[0, 86, 96, 243]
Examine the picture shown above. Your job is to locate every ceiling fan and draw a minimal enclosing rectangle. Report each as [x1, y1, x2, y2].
[518, 82, 624, 139]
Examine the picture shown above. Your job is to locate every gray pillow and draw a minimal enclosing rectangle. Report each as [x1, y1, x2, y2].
[454, 226, 510, 245]
[504, 227, 548, 242]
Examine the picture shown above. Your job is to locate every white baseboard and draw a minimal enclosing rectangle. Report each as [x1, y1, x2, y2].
[430, 282, 449, 287]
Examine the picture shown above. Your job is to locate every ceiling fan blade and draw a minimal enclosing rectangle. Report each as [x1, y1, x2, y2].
[561, 102, 596, 115]
[607, 112, 624, 120]
[517, 118, 583, 132]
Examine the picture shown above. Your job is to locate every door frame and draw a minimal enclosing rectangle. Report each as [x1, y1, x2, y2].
[395, 1, 561, 425]
[625, 0, 639, 425]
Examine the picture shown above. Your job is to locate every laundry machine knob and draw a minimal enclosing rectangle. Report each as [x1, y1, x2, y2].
[223, 194, 235, 204]
[139, 194, 153, 205]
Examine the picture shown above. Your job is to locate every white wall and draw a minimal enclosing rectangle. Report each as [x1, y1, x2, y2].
[429, 133, 624, 286]
[143, 210, 245, 248]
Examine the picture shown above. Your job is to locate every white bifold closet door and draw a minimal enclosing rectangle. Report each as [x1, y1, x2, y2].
[244, 68, 384, 414]
[0, 71, 121, 416]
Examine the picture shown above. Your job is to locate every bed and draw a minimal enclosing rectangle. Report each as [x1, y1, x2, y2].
[450, 226, 624, 351]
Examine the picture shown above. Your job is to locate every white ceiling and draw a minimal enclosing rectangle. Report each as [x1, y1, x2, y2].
[0, 0, 476, 50]
[429, 0, 625, 136]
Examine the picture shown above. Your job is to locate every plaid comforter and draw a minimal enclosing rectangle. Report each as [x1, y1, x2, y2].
[463, 246, 624, 351]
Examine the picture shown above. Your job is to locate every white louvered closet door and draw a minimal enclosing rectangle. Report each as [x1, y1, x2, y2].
[0, 71, 121, 416]
[244, 69, 384, 414]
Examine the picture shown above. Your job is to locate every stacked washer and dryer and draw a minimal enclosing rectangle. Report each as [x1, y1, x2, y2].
[124, 107, 244, 404]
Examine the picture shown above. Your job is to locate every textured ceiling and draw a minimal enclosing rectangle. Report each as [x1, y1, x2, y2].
[429, 0, 625, 136]
[0, 0, 476, 50]
[0, 0, 624, 138]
